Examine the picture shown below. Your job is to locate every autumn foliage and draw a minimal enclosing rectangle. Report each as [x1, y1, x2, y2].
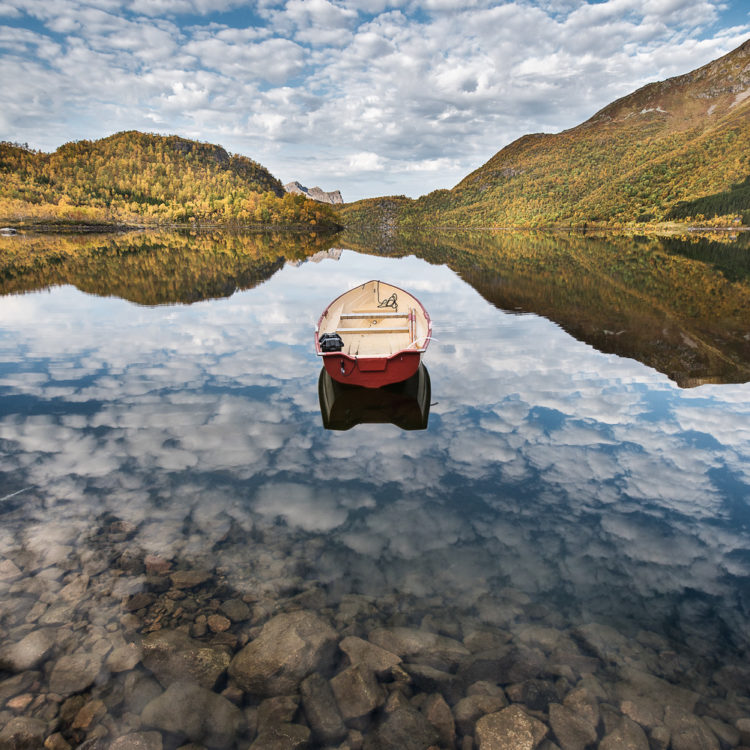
[0, 131, 341, 229]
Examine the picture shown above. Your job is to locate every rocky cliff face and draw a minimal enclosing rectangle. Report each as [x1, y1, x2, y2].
[285, 181, 343, 205]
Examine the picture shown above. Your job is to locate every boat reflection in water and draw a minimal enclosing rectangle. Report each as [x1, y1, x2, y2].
[318, 363, 431, 431]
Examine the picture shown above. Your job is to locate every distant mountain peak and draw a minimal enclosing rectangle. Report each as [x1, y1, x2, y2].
[586, 37, 750, 127]
[285, 181, 343, 204]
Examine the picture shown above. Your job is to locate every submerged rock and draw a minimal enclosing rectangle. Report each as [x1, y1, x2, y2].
[599, 716, 649, 750]
[363, 698, 438, 750]
[141, 680, 244, 748]
[49, 652, 102, 696]
[220, 599, 250, 622]
[0, 628, 56, 672]
[454, 693, 508, 736]
[300, 672, 347, 744]
[108, 732, 163, 750]
[229, 610, 337, 697]
[0, 716, 47, 749]
[339, 636, 401, 677]
[663, 706, 719, 750]
[248, 723, 310, 750]
[369, 627, 469, 671]
[475, 705, 548, 750]
[141, 629, 230, 689]
[548, 703, 598, 750]
[421, 692, 456, 748]
[330, 664, 385, 726]
[169, 569, 212, 589]
[106, 643, 141, 673]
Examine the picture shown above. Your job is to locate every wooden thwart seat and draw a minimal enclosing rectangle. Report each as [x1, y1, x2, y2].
[336, 326, 410, 334]
[341, 311, 405, 319]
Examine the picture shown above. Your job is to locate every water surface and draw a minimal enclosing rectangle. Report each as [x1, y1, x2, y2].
[1, 229, 749, 748]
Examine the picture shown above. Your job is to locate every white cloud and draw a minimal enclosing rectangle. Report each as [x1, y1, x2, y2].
[347, 151, 385, 171]
[0, 2, 748, 197]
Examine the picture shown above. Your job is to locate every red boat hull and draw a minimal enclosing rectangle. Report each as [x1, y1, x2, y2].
[321, 349, 423, 388]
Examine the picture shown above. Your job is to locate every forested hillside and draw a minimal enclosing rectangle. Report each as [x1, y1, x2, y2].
[0, 131, 340, 229]
[342, 39, 750, 228]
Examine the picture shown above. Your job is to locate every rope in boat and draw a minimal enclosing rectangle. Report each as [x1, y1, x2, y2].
[376, 281, 398, 311]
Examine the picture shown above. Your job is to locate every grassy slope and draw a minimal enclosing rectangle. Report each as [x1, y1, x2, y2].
[342, 39, 750, 228]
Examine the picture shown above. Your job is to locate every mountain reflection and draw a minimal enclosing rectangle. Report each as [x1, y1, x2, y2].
[0, 229, 339, 305]
[341, 228, 750, 387]
[1, 227, 749, 384]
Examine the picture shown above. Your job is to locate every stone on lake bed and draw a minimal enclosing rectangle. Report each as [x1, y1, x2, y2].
[330, 664, 385, 725]
[125, 592, 157, 612]
[339, 635, 402, 677]
[0, 716, 47, 749]
[0, 628, 56, 672]
[141, 680, 244, 748]
[58, 574, 89, 603]
[144, 555, 171, 575]
[7, 693, 34, 711]
[506, 679, 558, 712]
[599, 716, 649, 750]
[454, 693, 508, 736]
[363, 698, 439, 750]
[207, 614, 231, 633]
[72, 699, 107, 730]
[249, 723, 311, 750]
[228, 610, 337, 697]
[107, 643, 142, 673]
[43, 733, 73, 750]
[475, 705, 548, 750]
[0, 558, 22, 581]
[562, 686, 599, 728]
[220, 598, 251, 622]
[141, 629, 230, 689]
[549, 703, 598, 750]
[49, 652, 103, 696]
[422, 693, 456, 748]
[170, 569, 212, 589]
[257, 694, 300, 732]
[368, 627, 470, 670]
[300, 672, 348, 744]
[0, 672, 38, 704]
[664, 706, 719, 750]
[108, 732, 163, 750]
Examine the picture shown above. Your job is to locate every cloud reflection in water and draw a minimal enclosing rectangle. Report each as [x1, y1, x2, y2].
[0, 250, 749, 659]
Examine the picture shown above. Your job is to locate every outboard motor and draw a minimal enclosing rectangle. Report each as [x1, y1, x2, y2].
[319, 333, 344, 352]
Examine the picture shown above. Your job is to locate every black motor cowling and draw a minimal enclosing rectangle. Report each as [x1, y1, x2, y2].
[319, 333, 344, 352]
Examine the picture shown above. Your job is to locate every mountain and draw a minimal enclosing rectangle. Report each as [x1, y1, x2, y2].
[0, 131, 341, 229]
[284, 181, 343, 205]
[342, 39, 750, 228]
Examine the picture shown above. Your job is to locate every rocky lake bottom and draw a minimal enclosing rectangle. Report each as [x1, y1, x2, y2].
[1, 232, 750, 749]
[1, 514, 750, 750]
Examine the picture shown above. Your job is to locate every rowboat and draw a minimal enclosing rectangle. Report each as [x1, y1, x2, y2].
[318, 364, 431, 431]
[315, 280, 432, 388]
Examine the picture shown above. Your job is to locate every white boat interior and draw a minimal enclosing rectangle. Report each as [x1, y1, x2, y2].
[318, 280, 430, 357]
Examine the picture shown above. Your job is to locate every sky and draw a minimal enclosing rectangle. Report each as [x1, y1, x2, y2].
[0, 1, 748, 201]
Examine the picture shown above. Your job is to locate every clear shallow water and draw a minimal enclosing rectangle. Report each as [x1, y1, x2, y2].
[1, 233, 750, 748]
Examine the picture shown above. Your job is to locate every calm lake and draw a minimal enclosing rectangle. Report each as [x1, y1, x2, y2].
[1, 228, 749, 749]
